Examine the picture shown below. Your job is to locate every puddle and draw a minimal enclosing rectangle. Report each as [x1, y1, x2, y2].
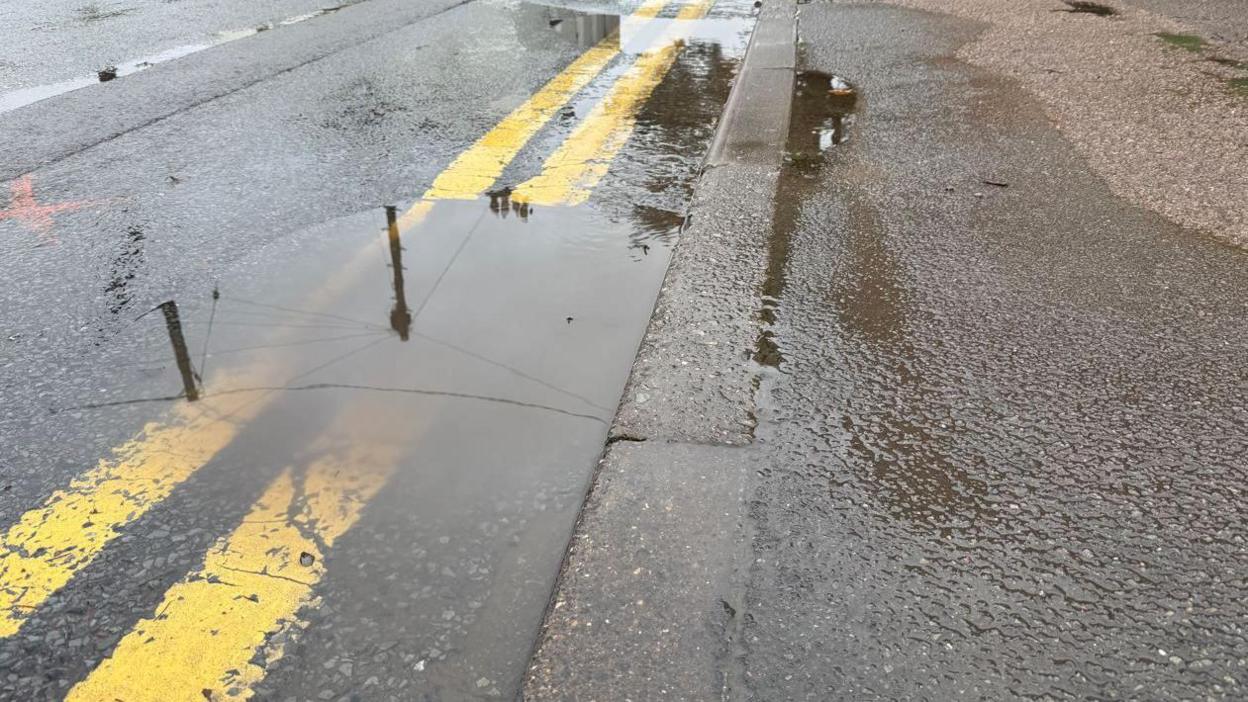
[33, 195, 677, 693]
[755, 70, 859, 368]
[785, 71, 857, 164]
[0, 4, 353, 115]
[107, 198, 675, 411]
[758, 61, 989, 527]
[1059, 1, 1117, 17]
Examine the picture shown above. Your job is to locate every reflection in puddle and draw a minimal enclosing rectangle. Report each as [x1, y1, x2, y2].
[791, 71, 858, 160]
[817, 75, 857, 149]
[519, 0, 752, 60]
[385, 206, 412, 341]
[756, 70, 860, 368]
[516, 1, 623, 55]
[544, 7, 622, 48]
[1061, 1, 1118, 16]
[487, 187, 532, 220]
[158, 300, 200, 402]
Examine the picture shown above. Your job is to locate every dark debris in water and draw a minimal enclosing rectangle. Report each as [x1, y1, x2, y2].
[486, 187, 531, 221]
[1060, 1, 1117, 16]
[76, 3, 136, 24]
[98, 66, 118, 82]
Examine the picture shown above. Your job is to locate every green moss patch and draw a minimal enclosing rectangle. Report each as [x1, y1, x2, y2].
[1155, 32, 1207, 52]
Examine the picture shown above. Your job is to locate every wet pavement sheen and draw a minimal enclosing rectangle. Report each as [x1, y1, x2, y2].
[744, 4, 1248, 700]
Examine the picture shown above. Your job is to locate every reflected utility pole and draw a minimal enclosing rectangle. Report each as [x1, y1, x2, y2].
[160, 300, 199, 401]
[385, 205, 411, 341]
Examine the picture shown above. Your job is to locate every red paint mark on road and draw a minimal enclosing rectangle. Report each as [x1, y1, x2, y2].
[0, 175, 106, 243]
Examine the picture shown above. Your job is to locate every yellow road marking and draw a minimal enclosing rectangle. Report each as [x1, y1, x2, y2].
[0, 220, 391, 638]
[0, 0, 683, 638]
[631, 0, 668, 19]
[66, 409, 407, 702]
[0, 369, 265, 639]
[418, 0, 670, 202]
[512, 0, 714, 207]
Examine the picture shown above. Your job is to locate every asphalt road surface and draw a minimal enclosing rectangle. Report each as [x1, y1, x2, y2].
[0, 0, 750, 698]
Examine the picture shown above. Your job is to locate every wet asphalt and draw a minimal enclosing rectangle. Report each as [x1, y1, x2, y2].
[744, 4, 1248, 699]
[0, 0, 751, 698]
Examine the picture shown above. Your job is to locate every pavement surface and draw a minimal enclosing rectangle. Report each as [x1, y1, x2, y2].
[748, 4, 1247, 698]
[1120, 0, 1248, 49]
[0, 0, 753, 699]
[525, 1, 1248, 700]
[865, 0, 1248, 250]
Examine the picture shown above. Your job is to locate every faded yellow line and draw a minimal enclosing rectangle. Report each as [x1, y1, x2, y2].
[0, 0, 681, 639]
[512, 0, 714, 207]
[417, 0, 670, 203]
[66, 409, 408, 702]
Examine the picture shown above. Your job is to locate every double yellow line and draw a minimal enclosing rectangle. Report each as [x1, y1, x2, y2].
[0, 0, 716, 697]
[514, 0, 713, 206]
[66, 399, 413, 701]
